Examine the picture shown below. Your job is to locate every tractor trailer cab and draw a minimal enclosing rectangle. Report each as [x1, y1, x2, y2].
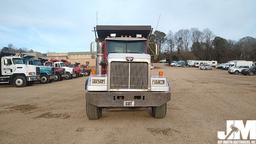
[53, 61, 74, 80]
[23, 58, 55, 84]
[85, 25, 171, 120]
[44, 61, 65, 81]
[0, 50, 39, 87]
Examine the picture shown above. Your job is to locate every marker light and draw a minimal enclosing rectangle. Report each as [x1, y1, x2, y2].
[110, 33, 116, 37]
[91, 69, 96, 75]
[136, 34, 142, 38]
[159, 70, 164, 77]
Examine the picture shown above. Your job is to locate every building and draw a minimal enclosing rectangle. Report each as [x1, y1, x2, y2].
[47, 52, 96, 66]
[47, 53, 68, 61]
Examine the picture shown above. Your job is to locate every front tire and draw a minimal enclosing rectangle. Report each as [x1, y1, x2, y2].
[65, 73, 72, 80]
[40, 75, 49, 84]
[13, 76, 27, 87]
[86, 101, 102, 120]
[53, 75, 58, 81]
[235, 71, 239, 75]
[152, 103, 167, 119]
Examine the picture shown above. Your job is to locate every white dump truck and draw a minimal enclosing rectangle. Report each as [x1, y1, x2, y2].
[0, 48, 39, 87]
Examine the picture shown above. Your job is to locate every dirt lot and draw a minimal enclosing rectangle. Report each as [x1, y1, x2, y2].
[0, 63, 256, 144]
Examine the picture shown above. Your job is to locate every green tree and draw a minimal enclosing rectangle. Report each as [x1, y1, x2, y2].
[212, 36, 229, 62]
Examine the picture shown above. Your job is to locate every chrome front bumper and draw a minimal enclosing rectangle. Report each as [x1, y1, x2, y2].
[86, 91, 171, 107]
[26, 76, 38, 81]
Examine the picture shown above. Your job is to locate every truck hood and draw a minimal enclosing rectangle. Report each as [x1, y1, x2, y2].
[15, 64, 36, 70]
[54, 67, 65, 73]
[62, 67, 73, 73]
[38, 65, 53, 75]
[13, 64, 37, 76]
[108, 53, 151, 63]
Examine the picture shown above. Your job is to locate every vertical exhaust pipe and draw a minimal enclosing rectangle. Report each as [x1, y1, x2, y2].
[96, 42, 103, 75]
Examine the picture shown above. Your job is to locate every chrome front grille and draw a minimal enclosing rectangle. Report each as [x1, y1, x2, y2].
[110, 62, 148, 89]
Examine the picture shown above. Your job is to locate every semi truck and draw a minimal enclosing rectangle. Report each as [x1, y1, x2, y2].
[23, 58, 55, 84]
[68, 63, 81, 78]
[85, 25, 171, 120]
[52, 61, 74, 80]
[0, 49, 39, 87]
[44, 61, 65, 81]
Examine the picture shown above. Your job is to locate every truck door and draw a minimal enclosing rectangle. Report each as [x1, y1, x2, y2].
[2, 58, 13, 75]
[55, 63, 61, 68]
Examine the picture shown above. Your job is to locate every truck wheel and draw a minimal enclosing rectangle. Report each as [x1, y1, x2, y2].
[235, 71, 239, 75]
[86, 101, 102, 120]
[13, 76, 27, 87]
[59, 75, 64, 81]
[249, 72, 254, 76]
[65, 73, 71, 80]
[57, 74, 62, 81]
[40, 75, 49, 84]
[152, 103, 167, 119]
[53, 75, 58, 81]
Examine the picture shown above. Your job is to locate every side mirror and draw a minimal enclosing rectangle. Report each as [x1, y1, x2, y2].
[90, 42, 98, 59]
[90, 42, 97, 54]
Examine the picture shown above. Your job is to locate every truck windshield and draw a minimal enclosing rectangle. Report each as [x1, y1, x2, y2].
[45, 62, 52, 66]
[107, 41, 145, 53]
[33, 60, 42, 66]
[60, 63, 65, 67]
[13, 58, 24, 64]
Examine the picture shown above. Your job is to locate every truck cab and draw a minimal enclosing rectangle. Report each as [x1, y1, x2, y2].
[53, 61, 74, 79]
[44, 61, 65, 81]
[23, 58, 55, 84]
[68, 63, 81, 78]
[0, 52, 39, 87]
[85, 25, 171, 120]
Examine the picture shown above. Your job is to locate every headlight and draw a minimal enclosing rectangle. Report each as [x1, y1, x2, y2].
[28, 72, 36, 76]
[152, 79, 165, 85]
[92, 79, 105, 84]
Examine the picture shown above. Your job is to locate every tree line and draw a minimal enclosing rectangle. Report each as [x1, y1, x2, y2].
[149, 28, 256, 63]
[0, 44, 34, 54]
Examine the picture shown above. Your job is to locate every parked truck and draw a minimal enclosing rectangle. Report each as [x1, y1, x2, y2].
[44, 61, 65, 81]
[23, 57, 55, 84]
[85, 25, 171, 120]
[52, 61, 74, 80]
[68, 63, 81, 78]
[0, 48, 39, 87]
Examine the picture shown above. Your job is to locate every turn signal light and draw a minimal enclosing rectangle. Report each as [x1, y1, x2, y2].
[159, 70, 164, 77]
[91, 69, 96, 75]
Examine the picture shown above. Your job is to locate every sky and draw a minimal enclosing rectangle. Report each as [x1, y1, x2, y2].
[0, 0, 255, 53]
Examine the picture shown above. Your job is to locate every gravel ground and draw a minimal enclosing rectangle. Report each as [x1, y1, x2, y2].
[0, 63, 256, 144]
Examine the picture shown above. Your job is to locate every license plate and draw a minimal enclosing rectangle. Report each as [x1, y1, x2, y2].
[123, 101, 135, 107]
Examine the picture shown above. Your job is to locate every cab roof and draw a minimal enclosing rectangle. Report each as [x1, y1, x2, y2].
[95, 25, 152, 41]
